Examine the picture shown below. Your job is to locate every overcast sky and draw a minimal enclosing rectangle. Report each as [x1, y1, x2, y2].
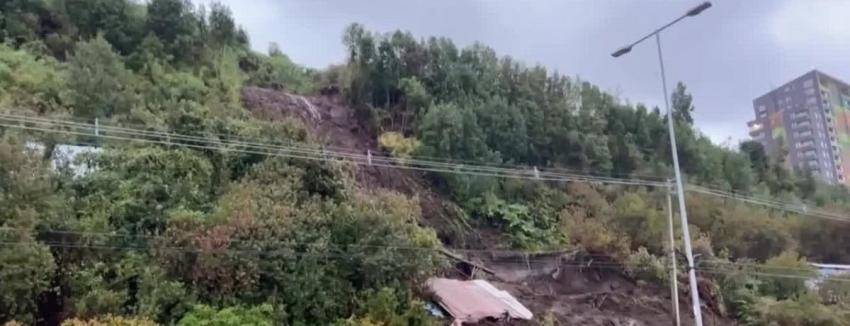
[197, 0, 850, 145]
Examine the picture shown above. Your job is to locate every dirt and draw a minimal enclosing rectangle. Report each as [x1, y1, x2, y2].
[240, 87, 735, 325]
[460, 252, 734, 326]
[241, 87, 482, 247]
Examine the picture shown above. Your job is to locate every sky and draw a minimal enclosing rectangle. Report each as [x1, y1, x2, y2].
[196, 0, 850, 145]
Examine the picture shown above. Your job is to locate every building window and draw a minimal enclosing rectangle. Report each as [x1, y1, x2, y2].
[804, 79, 815, 88]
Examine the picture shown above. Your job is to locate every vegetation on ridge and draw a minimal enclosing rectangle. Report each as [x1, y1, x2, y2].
[1, 0, 849, 325]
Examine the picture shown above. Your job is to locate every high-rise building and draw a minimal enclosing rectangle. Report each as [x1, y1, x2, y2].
[747, 70, 850, 185]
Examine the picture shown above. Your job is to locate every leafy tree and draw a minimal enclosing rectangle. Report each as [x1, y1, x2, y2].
[0, 43, 66, 114]
[63, 0, 146, 55]
[0, 139, 61, 323]
[474, 97, 528, 161]
[243, 48, 313, 93]
[177, 305, 274, 326]
[145, 0, 200, 64]
[66, 35, 135, 119]
[61, 315, 159, 326]
[418, 102, 492, 161]
[671, 82, 694, 125]
[73, 147, 215, 236]
[0, 231, 56, 324]
[723, 151, 756, 192]
[206, 2, 242, 49]
[397, 77, 430, 131]
[346, 287, 438, 326]
[760, 251, 814, 300]
[752, 295, 849, 326]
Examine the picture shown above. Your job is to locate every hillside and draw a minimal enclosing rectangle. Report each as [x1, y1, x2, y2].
[1, 1, 850, 325]
[239, 86, 733, 326]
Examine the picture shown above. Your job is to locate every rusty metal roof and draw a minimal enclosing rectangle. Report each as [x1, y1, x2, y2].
[426, 278, 533, 324]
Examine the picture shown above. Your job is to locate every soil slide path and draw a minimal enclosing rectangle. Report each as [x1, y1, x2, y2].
[240, 87, 734, 325]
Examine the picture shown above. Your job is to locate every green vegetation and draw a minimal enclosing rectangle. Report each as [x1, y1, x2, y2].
[1, 1, 850, 324]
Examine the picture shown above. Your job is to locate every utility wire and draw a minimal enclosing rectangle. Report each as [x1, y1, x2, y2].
[5, 113, 850, 223]
[686, 185, 850, 224]
[0, 113, 669, 187]
[0, 111, 670, 180]
[8, 226, 847, 275]
[3, 240, 849, 283]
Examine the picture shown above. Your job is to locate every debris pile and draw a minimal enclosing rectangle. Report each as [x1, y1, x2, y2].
[427, 278, 533, 325]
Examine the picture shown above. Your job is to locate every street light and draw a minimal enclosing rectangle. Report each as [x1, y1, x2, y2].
[611, 2, 712, 326]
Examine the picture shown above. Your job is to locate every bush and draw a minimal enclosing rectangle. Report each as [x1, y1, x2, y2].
[61, 316, 158, 326]
[714, 259, 762, 323]
[177, 305, 274, 326]
[470, 193, 561, 249]
[560, 209, 630, 260]
[819, 275, 850, 305]
[378, 132, 420, 159]
[348, 287, 438, 326]
[751, 295, 849, 326]
[624, 247, 669, 285]
[759, 251, 815, 300]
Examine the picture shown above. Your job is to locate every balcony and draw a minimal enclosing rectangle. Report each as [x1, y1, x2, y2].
[794, 130, 814, 139]
[791, 111, 809, 120]
[748, 120, 765, 137]
[792, 121, 811, 129]
[796, 140, 815, 149]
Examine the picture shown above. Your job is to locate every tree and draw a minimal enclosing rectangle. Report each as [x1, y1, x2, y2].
[760, 251, 814, 300]
[740, 140, 770, 181]
[473, 97, 528, 161]
[177, 305, 275, 326]
[0, 43, 66, 114]
[66, 35, 135, 119]
[207, 2, 244, 49]
[418, 102, 492, 161]
[723, 151, 755, 192]
[73, 147, 215, 236]
[0, 139, 60, 324]
[64, 0, 145, 55]
[145, 0, 199, 64]
[671, 82, 694, 125]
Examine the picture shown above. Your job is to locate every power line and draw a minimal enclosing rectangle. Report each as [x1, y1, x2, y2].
[0, 226, 597, 257]
[0, 113, 669, 187]
[9, 227, 847, 275]
[686, 184, 850, 224]
[0, 111, 671, 180]
[4, 240, 849, 284]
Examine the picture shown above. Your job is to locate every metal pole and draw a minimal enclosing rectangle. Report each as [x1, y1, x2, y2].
[656, 32, 703, 326]
[667, 188, 681, 326]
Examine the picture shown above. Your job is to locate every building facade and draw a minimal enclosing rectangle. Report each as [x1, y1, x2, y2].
[748, 70, 850, 185]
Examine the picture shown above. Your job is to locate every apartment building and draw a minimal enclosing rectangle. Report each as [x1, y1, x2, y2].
[747, 70, 850, 185]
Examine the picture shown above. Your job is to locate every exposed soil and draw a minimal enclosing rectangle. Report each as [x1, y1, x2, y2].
[458, 252, 733, 326]
[241, 87, 481, 247]
[240, 87, 735, 325]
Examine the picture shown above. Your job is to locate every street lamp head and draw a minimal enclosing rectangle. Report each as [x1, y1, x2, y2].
[611, 46, 632, 58]
[686, 1, 712, 17]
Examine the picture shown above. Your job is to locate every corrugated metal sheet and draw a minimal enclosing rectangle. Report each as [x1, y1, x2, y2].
[427, 278, 533, 324]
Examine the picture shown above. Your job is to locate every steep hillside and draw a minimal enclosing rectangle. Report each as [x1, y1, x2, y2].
[241, 86, 478, 247]
[239, 86, 733, 325]
[3, 1, 850, 325]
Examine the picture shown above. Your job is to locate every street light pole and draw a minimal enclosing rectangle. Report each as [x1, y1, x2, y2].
[667, 188, 681, 326]
[611, 2, 712, 326]
[657, 31, 704, 326]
